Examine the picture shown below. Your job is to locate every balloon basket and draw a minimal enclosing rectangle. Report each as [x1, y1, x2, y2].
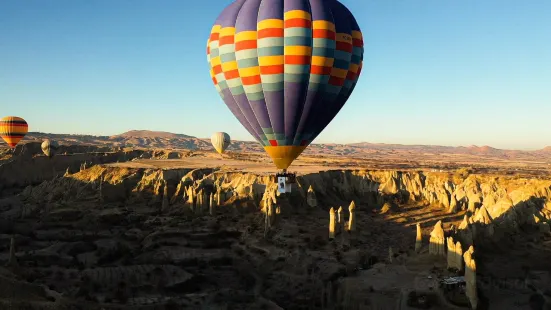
[274, 172, 296, 194]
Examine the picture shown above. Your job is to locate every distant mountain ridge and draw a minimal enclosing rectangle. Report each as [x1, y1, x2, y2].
[13, 130, 551, 160]
[111, 130, 195, 139]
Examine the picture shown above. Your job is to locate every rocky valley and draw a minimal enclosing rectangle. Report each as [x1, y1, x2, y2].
[0, 137, 550, 309]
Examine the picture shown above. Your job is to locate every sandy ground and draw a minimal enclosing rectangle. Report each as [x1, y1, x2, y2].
[100, 149, 551, 179]
[107, 156, 351, 175]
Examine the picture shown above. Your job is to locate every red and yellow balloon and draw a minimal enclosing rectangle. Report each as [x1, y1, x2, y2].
[0, 116, 29, 149]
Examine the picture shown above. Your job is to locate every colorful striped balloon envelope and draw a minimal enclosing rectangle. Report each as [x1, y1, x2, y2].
[207, 0, 364, 170]
[0, 116, 28, 149]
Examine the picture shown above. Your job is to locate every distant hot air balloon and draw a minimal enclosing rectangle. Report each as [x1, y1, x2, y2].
[41, 139, 59, 158]
[206, 0, 364, 189]
[0, 116, 28, 149]
[211, 132, 231, 154]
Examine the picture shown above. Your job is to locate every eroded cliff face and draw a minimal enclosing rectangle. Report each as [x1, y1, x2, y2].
[0, 143, 191, 191]
[14, 166, 551, 236]
[3, 164, 551, 309]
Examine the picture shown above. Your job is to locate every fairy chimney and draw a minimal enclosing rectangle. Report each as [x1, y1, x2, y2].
[415, 223, 422, 253]
[306, 185, 317, 207]
[209, 193, 214, 215]
[348, 201, 356, 232]
[429, 220, 445, 256]
[446, 237, 463, 271]
[160, 181, 168, 212]
[329, 207, 336, 240]
[464, 245, 478, 309]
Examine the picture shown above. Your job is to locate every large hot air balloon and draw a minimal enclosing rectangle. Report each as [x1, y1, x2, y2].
[206, 0, 364, 191]
[0, 116, 29, 149]
[211, 132, 231, 154]
[41, 139, 59, 158]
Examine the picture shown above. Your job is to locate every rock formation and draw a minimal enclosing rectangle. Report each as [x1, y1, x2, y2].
[209, 193, 214, 215]
[446, 238, 454, 268]
[448, 194, 459, 213]
[457, 215, 474, 247]
[348, 201, 356, 232]
[185, 185, 195, 212]
[429, 220, 445, 256]
[161, 181, 169, 213]
[329, 207, 336, 240]
[306, 185, 317, 207]
[262, 189, 277, 227]
[12, 164, 551, 238]
[454, 241, 463, 271]
[473, 205, 492, 224]
[217, 187, 222, 205]
[197, 189, 205, 213]
[337, 206, 343, 234]
[380, 201, 397, 214]
[446, 237, 463, 271]
[415, 223, 422, 253]
[98, 172, 104, 206]
[2, 157, 551, 308]
[464, 245, 478, 309]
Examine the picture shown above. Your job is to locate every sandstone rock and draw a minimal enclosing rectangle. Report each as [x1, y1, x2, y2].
[464, 245, 478, 309]
[467, 198, 481, 213]
[348, 201, 356, 232]
[415, 223, 422, 253]
[329, 207, 336, 240]
[185, 185, 195, 211]
[265, 194, 276, 226]
[216, 187, 222, 206]
[306, 185, 317, 208]
[446, 237, 463, 271]
[337, 206, 343, 234]
[487, 197, 514, 220]
[209, 193, 214, 215]
[379, 175, 400, 195]
[459, 215, 470, 230]
[429, 220, 445, 256]
[161, 180, 169, 213]
[455, 241, 463, 271]
[457, 218, 474, 247]
[446, 237, 454, 268]
[448, 194, 459, 214]
[473, 205, 492, 225]
[197, 189, 205, 213]
[380, 202, 397, 214]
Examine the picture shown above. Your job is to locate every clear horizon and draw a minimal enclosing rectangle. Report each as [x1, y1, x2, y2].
[25, 129, 547, 151]
[1, 0, 550, 149]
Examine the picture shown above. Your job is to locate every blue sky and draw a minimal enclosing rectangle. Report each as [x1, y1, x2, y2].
[0, 0, 549, 149]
